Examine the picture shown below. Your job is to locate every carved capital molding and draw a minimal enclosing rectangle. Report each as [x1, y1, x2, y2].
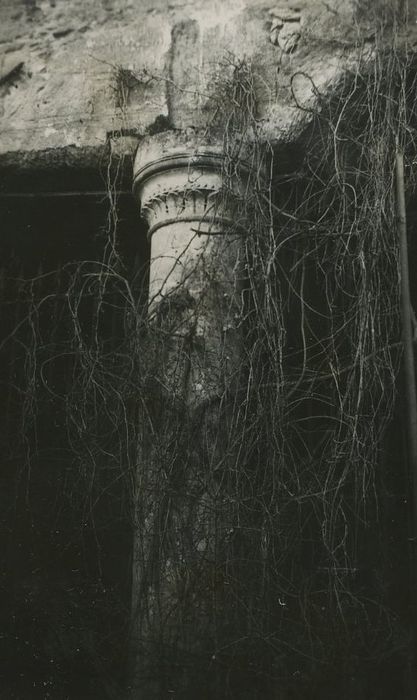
[133, 132, 245, 239]
[132, 130, 250, 402]
[132, 130, 249, 307]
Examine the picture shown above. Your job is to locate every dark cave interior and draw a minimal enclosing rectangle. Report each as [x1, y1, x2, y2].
[0, 150, 414, 699]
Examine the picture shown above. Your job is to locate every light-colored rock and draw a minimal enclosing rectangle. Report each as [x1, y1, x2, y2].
[0, 0, 395, 167]
[133, 129, 248, 401]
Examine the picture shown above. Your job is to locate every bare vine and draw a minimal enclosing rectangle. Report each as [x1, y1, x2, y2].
[2, 14, 417, 698]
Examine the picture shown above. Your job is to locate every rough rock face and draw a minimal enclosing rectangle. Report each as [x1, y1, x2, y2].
[2, 2, 417, 699]
[0, 0, 388, 166]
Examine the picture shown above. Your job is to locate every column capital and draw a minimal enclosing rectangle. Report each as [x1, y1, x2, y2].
[132, 130, 249, 400]
[132, 129, 248, 239]
[132, 129, 253, 310]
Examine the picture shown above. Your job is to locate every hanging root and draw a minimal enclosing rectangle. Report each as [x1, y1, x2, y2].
[2, 27, 417, 698]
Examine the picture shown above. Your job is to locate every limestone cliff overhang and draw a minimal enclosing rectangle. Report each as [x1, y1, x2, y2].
[2, 0, 411, 167]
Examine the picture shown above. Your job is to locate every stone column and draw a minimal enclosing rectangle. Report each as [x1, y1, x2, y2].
[133, 129, 248, 403]
[129, 129, 248, 697]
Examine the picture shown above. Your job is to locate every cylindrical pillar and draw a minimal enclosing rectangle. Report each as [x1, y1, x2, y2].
[133, 129, 248, 402]
[129, 129, 249, 697]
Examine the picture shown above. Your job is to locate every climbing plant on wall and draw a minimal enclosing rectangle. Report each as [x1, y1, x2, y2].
[1, 3, 417, 697]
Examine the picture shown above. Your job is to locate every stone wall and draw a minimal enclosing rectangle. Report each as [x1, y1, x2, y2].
[0, 0, 395, 167]
[1, 2, 417, 698]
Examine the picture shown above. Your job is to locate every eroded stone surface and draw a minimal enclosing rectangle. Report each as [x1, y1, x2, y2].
[0, 0, 388, 166]
[1, 0, 417, 169]
[269, 5, 302, 52]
